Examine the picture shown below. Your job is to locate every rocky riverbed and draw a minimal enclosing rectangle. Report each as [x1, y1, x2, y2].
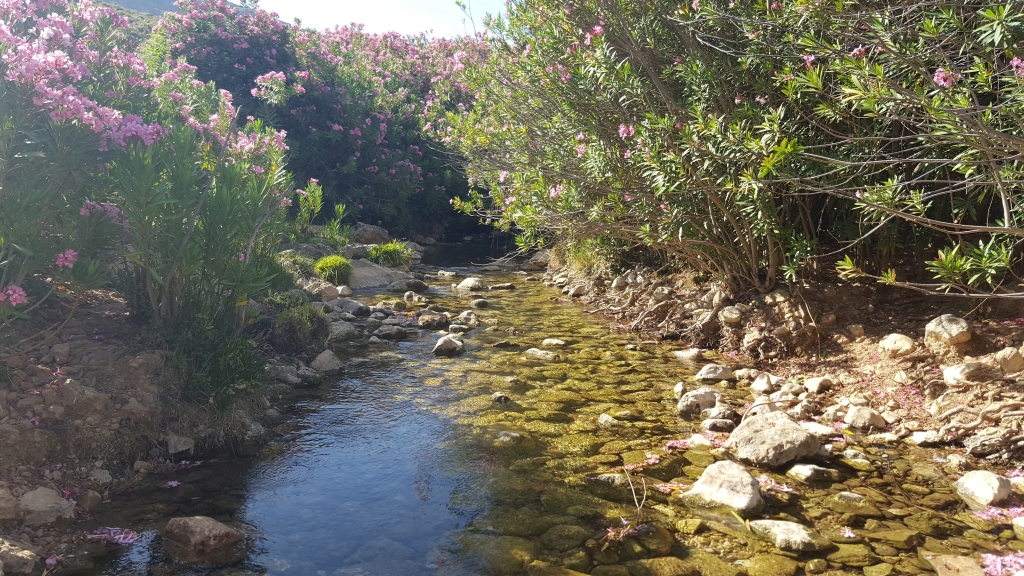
[2, 259, 1023, 576]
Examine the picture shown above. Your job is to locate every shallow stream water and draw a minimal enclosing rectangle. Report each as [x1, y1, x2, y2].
[80, 262, 1016, 576]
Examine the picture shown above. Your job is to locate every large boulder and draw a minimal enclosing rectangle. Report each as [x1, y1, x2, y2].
[346, 260, 411, 290]
[723, 411, 819, 468]
[522, 250, 550, 271]
[18, 488, 73, 526]
[163, 516, 245, 565]
[925, 314, 972, 347]
[387, 279, 429, 293]
[681, 460, 764, 517]
[955, 470, 1011, 510]
[329, 321, 360, 341]
[352, 222, 390, 244]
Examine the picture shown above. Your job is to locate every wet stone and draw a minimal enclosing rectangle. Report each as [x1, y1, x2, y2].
[748, 520, 832, 552]
[745, 555, 798, 576]
[826, 543, 880, 567]
[826, 492, 883, 517]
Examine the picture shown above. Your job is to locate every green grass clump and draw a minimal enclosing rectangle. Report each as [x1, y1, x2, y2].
[315, 255, 353, 284]
[272, 304, 330, 353]
[367, 240, 412, 267]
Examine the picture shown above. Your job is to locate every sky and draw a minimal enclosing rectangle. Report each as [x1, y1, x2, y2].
[256, 0, 507, 37]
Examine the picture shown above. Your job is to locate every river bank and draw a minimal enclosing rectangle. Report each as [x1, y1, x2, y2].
[0, 249, 1022, 575]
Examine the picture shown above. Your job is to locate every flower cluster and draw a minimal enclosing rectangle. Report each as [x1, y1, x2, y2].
[55, 249, 78, 269]
[0, 286, 28, 305]
[982, 552, 1024, 576]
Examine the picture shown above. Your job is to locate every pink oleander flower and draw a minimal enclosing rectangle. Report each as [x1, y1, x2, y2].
[252, 165, 264, 175]
[499, 170, 508, 183]
[850, 45, 867, 59]
[933, 68, 956, 88]
[983, 552, 1024, 576]
[770, 1, 782, 9]
[162, 481, 181, 488]
[618, 123, 635, 139]
[1, 286, 28, 306]
[756, 95, 769, 104]
[591, 25, 604, 36]
[735, 95, 744, 104]
[56, 249, 78, 269]
[802, 54, 815, 68]
[90, 527, 140, 545]
[1011, 57, 1024, 77]
[46, 555, 61, 567]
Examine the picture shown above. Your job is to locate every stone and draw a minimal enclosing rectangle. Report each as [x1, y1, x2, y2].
[457, 277, 486, 291]
[624, 557, 700, 576]
[167, 434, 194, 455]
[460, 534, 538, 575]
[525, 561, 591, 576]
[611, 276, 628, 290]
[848, 324, 865, 338]
[0, 538, 38, 574]
[1013, 517, 1024, 540]
[864, 564, 895, 576]
[786, 464, 840, 483]
[489, 283, 516, 290]
[673, 349, 704, 362]
[522, 250, 550, 271]
[676, 388, 721, 418]
[681, 460, 764, 517]
[925, 314, 972, 347]
[50, 343, 70, 364]
[163, 516, 244, 563]
[525, 348, 557, 362]
[925, 555, 985, 576]
[88, 469, 112, 486]
[418, 313, 450, 330]
[327, 297, 372, 316]
[879, 334, 916, 357]
[597, 414, 621, 428]
[352, 222, 390, 244]
[799, 421, 836, 440]
[432, 335, 466, 356]
[18, 488, 73, 526]
[804, 376, 833, 394]
[723, 411, 819, 468]
[346, 259, 412, 290]
[310, 350, 343, 375]
[864, 530, 924, 549]
[825, 492, 883, 517]
[702, 419, 735, 432]
[955, 470, 1011, 509]
[539, 525, 590, 552]
[825, 544, 879, 567]
[267, 365, 300, 385]
[329, 320, 359, 341]
[943, 363, 984, 385]
[745, 555, 798, 576]
[386, 279, 429, 293]
[372, 325, 407, 340]
[653, 286, 673, 302]
[844, 406, 887, 430]
[748, 520, 832, 552]
[994, 347, 1024, 373]
[337, 285, 353, 296]
[541, 338, 566, 348]
[720, 306, 742, 323]
[471, 298, 489, 308]
[0, 489, 22, 522]
[751, 373, 780, 394]
[695, 364, 735, 381]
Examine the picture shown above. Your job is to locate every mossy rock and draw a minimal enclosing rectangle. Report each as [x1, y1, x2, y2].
[746, 554, 798, 576]
[826, 544, 880, 567]
[459, 533, 539, 575]
[552, 433, 604, 456]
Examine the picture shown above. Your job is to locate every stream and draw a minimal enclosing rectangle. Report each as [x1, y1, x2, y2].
[77, 260, 1017, 576]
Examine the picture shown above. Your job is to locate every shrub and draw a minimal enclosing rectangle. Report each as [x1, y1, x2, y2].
[272, 305, 330, 353]
[315, 255, 353, 284]
[264, 290, 309, 310]
[367, 241, 412, 267]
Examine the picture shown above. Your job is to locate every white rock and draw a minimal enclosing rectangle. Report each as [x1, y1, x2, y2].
[524, 348, 558, 362]
[720, 306, 742, 324]
[541, 338, 566, 348]
[673, 349, 704, 362]
[955, 470, 1011, 510]
[611, 276, 627, 290]
[905, 430, 942, 447]
[786, 464, 839, 483]
[310, 350, 343, 374]
[943, 363, 983, 385]
[746, 395, 780, 418]
[0, 537, 39, 574]
[18, 488, 73, 526]
[925, 314, 972, 346]
[597, 414, 620, 428]
[844, 406, 886, 430]
[337, 285, 353, 296]
[750, 373, 781, 394]
[994, 347, 1024, 373]
[724, 411, 820, 468]
[1013, 517, 1024, 541]
[695, 364, 736, 381]
[879, 333, 916, 357]
[748, 520, 832, 552]
[799, 422, 837, 441]
[432, 335, 465, 357]
[652, 286, 673, 302]
[676, 388, 722, 417]
[686, 434, 713, 449]
[673, 382, 686, 399]
[804, 376, 833, 394]
[681, 460, 763, 517]
[456, 277, 486, 291]
[88, 469, 112, 487]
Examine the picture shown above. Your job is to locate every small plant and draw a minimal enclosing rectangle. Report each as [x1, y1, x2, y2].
[272, 304, 330, 353]
[367, 240, 412, 267]
[322, 203, 354, 249]
[315, 255, 353, 284]
[295, 179, 323, 235]
[264, 289, 308, 309]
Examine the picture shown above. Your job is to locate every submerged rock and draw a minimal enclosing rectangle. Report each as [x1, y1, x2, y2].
[524, 348, 558, 362]
[723, 411, 819, 468]
[681, 460, 764, 517]
[163, 516, 245, 565]
[749, 520, 832, 552]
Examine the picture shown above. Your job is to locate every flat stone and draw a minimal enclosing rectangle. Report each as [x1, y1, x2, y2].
[864, 564, 896, 576]
[163, 516, 245, 565]
[695, 364, 736, 381]
[943, 363, 984, 385]
[864, 529, 924, 549]
[748, 520, 832, 552]
[681, 460, 764, 517]
[825, 543, 880, 567]
[674, 349, 704, 362]
[745, 554, 798, 576]
[525, 560, 591, 576]
[723, 411, 819, 468]
[0, 489, 23, 522]
[786, 464, 840, 483]
[624, 557, 700, 576]
[804, 376, 833, 394]
[539, 525, 590, 552]
[18, 487, 73, 526]
[925, 555, 985, 576]
[524, 348, 557, 362]
[825, 492, 883, 517]
[541, 338, 566, 348]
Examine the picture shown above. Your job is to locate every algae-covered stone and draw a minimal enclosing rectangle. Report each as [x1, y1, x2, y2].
[745, 555, 798, 576]
[634, 524, 674, 556]
[625, 557, 700, 576]
[826, 544, 880, 567]
[864, 564, 896, 576]
[553, 433, 604, 456]
[459, 534, 539, 574]
[525, 560, 591, 576]
[925, 555, 986, 576]
[540, 525, 591, 552]
[903, 512, 959, 537]
[864, 529, 924, 550]
[748, 520, 832, 552]
[676, 519, 704, 535]
[825, 492, 883, 518]
[681, 460, 764, 517]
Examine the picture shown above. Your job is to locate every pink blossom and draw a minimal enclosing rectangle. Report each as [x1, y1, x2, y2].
[56, 249, 78, 269]
[1, 286, 28, 306]
[850, 45, 867, 59]
[933, 68, 956, 88]
[591, 25, 604, 36]
[802, 54, 815, 68]
[252, 165, 264, 175]
[1011, 57, 1024, 77]
[618, 123, 635, 139]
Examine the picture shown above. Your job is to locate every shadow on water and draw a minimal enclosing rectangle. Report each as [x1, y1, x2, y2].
[89, 259, 692, 576]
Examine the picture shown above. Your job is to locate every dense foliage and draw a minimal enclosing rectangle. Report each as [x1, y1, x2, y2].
[448, 0, 1024, 297]
[152, 0, 488, 235]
